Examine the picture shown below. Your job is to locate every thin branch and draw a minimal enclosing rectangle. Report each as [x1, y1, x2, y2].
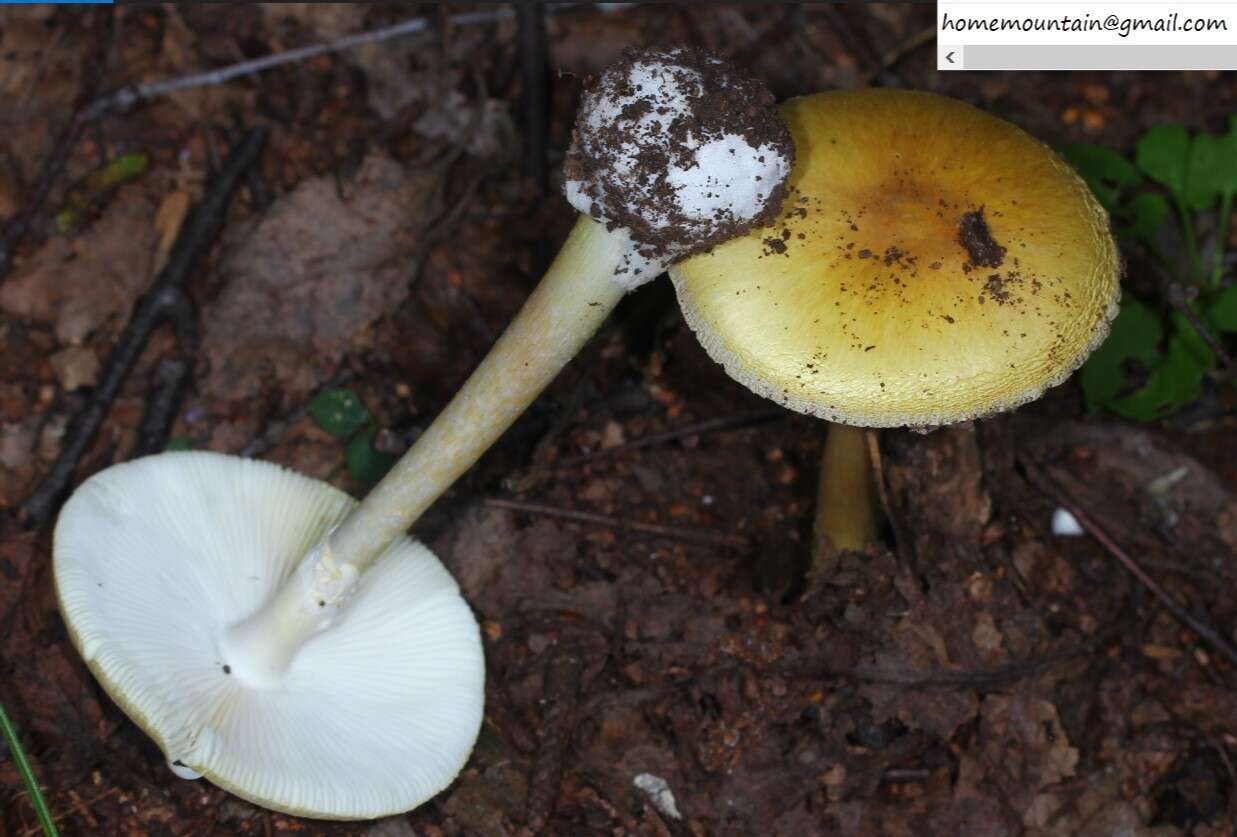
[81, 9, 516, 120]
[875, 25, 937, 77]
[525, 648, 583, 831]
[552, 410, 784, 469]
[484, 497, 752, 551]
[782, 623, 1122, 688]
[19, 788, 118, 837]
[20, 129, 267, 530]
[134, 286, 198, 456]
[134, 357, 194, 457]
[516, 3, 549, 195]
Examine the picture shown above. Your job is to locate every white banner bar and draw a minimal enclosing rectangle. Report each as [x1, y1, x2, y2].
[939, 1, 1237, 68]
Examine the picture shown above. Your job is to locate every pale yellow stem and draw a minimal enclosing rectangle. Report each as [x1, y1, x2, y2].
[227, 217, 631, 674]
[328, 215, 629, 573]
[811, 423, 881, 573]
[229, 216, 632, 675]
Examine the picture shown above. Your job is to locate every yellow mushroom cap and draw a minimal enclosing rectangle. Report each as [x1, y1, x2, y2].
[670, 89, 1120, 428]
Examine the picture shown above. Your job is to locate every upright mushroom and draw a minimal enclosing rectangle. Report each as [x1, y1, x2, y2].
[54, 45, 794, 818]
[669, 88, 1120, 570]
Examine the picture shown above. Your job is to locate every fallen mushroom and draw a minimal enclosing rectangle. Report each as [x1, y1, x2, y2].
[53, 45, 793, 819]
[56, 453, 484, 819]
[669, 89, 1120, 572]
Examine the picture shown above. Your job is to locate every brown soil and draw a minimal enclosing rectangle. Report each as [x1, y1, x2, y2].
[957, 207, 1007, 270]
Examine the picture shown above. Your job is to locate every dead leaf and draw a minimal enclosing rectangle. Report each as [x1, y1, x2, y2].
[1217, 501, 1237, 554]
[979, 689, 1079, 817]
[972, 611, 1005, 657]
[151, 10, 250, 121]
[601, 420, 625, 449]
[0, 164, 22, 218]
[1025, 768, 1177, 837]
[201, 153, 441, 400]
[859, 617, 981, 740]
[49, 345, 99, 391]
[260, 2, 432, 122]
[152, 188, 193, 272]
[0, 419, 36, 471]
[261, 3, 365, 40]
[857, 581, 992, 742]
[437, 505, 579, 620]
[353, 42, 429, 121]
[0, 188, 158, 343]
[413, 91, 518, 160]
[0, 12, 82, 172]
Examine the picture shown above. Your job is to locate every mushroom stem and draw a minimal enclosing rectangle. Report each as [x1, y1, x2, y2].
[810, 423, 881, 573]
[327, 215, 629, 571]
[226, 216, 631, 675]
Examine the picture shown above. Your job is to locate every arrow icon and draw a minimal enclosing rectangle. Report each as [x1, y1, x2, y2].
[946, 51, 956, 64]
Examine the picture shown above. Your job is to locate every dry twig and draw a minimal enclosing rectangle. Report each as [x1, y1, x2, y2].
[517, 4, 550, 195]
[525, 649, 583, 830]
[80, 9, 516, 121]
[778, 622, 1124, 688]
[484, 497, 751, 551]
[552, 410, 784, 469]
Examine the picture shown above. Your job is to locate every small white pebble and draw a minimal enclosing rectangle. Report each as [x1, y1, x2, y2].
[1051, 508, 1084, 536]
[633, 772, 682, 820]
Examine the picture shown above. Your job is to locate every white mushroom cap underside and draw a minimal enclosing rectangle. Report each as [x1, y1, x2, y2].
[54, 452, 485, 820]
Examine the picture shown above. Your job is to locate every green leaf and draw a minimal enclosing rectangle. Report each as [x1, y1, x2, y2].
[52, 209, 78, 235]
[1059, 143, 1142, 209]
[309, 389, 371, 438]
[346, 428, 395, 486]
[1078, 297, 1163, 411]
[54, 152, 150, 235]
[1135, 124, 1191, 201]
[1114, 192, 1169, 242]
[1184, 118, 1237, 209]
[1206, 285, 1237, 332]
[1109, 332, 1208, 420]
[165, 436, 195, 451]
[1169, 310, 1215, 369]
[95, 152, 149, 188]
